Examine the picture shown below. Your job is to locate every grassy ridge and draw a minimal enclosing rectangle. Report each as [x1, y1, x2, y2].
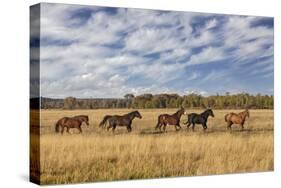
[36, 109, 273, 184]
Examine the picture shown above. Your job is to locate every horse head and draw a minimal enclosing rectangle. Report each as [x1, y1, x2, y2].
[74, 115, 90, 127]
[134, 111, 142, 119]
[245, 109, 250, 118]
[207, 108, 215, 117]
[178, 106, 185, 115]
[83, 115, 90, 127]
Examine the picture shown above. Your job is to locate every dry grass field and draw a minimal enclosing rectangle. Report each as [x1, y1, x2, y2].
[32, 109, 273, 184]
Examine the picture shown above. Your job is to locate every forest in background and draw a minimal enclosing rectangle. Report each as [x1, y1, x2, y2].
[37, 93, 273, 110]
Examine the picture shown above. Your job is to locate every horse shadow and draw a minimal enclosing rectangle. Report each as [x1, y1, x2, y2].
[139, 126, 273, 136]
[202, 126, 273, 135]
[139, 129, 164, 135]
[139, 128, 186, 135]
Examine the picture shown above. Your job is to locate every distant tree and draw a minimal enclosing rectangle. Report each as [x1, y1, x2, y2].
[41, 93, 273, 109]
[159, 97, 167, 108]
[124, 94, 135, 100]
[142, 93, 153, 100]
[152, 97, 160, 108]
[176, 97, 183, 107]
[63, 97, 77, 109]
[145, 101, 153, 108]
[124, 94, 135, 108]
[168, 98, 177, 108]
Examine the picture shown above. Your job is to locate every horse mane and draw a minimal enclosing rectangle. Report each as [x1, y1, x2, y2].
[172, 108, 184, 118]
[238, 109, 249, 117]
[126, 111, 140, 119]
[73, 115, 88, 121]
[201, 109, 210, 115]
[74, 115, 88, 118]
[128, 111, 138, 115]
[200, 109, 213, 119]
[172, 110, 179, 116]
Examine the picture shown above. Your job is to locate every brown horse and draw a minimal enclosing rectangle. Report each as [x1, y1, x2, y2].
[225, 109, 250, 130]
[99, 111, 142, 133]
[55, 115, 89, 134]
[155, 107, 186, 132]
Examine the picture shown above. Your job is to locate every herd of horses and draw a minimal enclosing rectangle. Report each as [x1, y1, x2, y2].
[55, 108, 250, 134]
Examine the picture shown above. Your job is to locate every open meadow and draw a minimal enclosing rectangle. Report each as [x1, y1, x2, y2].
[33, 109, 274, 184]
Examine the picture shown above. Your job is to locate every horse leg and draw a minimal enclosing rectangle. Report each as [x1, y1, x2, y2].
[78, 126, 82, 134]
[61, 126, 64, 134]
[175, 124, 181, 131]
[177, 123, 182, 130]
[186, 122, 191, 129]
[112, 125, 116, 134]
[107, 121, 113, 131]
[163, 124, 167, 132]
[202, 123, 207, 132]
[240, 123, 244, 131]
[127, 125, 132, 132]
[155, 122, 160, 130]
[227, 122, 233, 130]
[158, 123, 163, 132]
[66, 127, 70, 134]
[107, 124, 111, 131]
[192, 123, 195, 131]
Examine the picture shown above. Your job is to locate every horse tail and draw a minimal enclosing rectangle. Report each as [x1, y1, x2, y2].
[99, 115, 111, 128]
[183, 114, 190, 125]
[187, 114, 192, 123]
[55, 121, 61, 133]
[155, 115, 162, 129]
[225, 114, 229, 122]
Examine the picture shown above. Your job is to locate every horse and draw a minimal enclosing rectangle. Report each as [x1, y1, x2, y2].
[99, 111, 142, 133]
[224, 109, 250, 130]
[55, 115, 89, 134]
[184, 109, 214, 131]
[155, 107, 186, 132]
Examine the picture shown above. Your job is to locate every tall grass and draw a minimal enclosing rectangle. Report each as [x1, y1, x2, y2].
[36, 109, 273, 184]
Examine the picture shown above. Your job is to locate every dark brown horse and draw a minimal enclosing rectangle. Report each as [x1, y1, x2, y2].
[155, 107, 186, 132]
[225, 109, 250, 130]
[99, 111, 142, 133]
[55, 115, 89, 134]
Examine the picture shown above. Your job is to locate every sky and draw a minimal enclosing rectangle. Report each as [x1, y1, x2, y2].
[32, 3, 274, 98]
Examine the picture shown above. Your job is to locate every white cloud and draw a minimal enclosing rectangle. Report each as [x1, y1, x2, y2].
[205, 19, 217, 29]
[223, 16, 273, 48]
[188, 47, 226, 65]
[186, 72, 200, 81]
[123, 27, 186, 54]
[160, 48, 190, 62]
[189, 30, 216, 48]
[184, 90, 208, 96]
[38, 3, 273, 98]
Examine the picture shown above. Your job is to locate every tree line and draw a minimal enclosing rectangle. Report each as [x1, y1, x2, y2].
[40, 92, 273, 110]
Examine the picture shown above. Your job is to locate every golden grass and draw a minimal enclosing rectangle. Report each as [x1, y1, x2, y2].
[34, 109, 273, 184]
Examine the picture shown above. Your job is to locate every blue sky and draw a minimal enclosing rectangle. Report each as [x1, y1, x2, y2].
[35, 3, 274, 98]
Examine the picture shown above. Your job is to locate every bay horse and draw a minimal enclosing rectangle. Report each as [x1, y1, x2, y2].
[99, 111, 142, 133]
[55, 115, 89, 134]
[184, 109, 214, 131]
[225, 109, 250, 130]
[155, 107, 186, 132]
